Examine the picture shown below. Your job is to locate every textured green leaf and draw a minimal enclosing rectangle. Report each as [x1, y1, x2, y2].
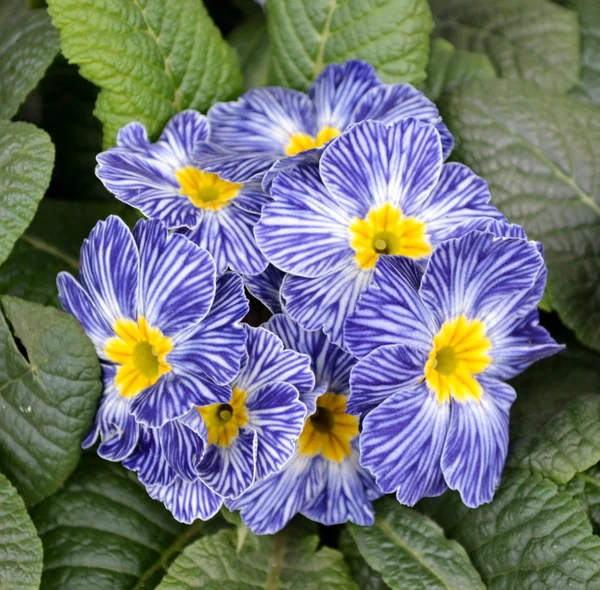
[562, 465, 600, 535]
[0, 296, 101, 505]
[47, 0, 243, 148]
[424, 38, 496, 101]
[443, 80, 600, 351]
[267, 0, 433, 91]
[348, 497, 484, 590]
[567, 0, 600, 106]
[228, 13, 271, 90]
[158, 528, 357, 589]
[339, 531, 389, 590]
[508, 345, 600, 484]
[0, 0, 60, 119]
[430, 0, 580, 93]
[422, 470, 600, 588]
[0, 473, 43, 589]
[0, 121, 54, 267]
[31, 456, 214, 590]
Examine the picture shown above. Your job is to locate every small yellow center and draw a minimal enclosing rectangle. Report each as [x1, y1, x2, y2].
[198, 387, 249, 447]
[349, 202, 432, 269]
[104, 317, 173, 398]
[298, 393, 359, 463]
[285, 126, 341, 156]
[424, 315, 492, 404]
[175, 166, 242, 210]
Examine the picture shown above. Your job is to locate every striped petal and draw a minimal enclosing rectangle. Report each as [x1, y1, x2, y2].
[246, 382, 306, 480]
[158, 419, 205, 483]
[158, 110, 210, 164]
[197, 429, 257, 498]
[147, 477, 223, 524]
[78, 215, 139, 325]
[255, 162, 354, 278]
[360, 384, 450, 506]
[353, 83, 454, 158]
[345, 256, 435, 359]
[134, 219, 216, 337]
[282, 265, 374, 350]
[232, 182, 271, 216]
[310, 60, 381, 130]
[441, 377, 515, 508]
[235, 325, 315, 397]
[122, 427, 176, 487]
[348, 344, 427, 415]
[244, 264, 285, 314]
[320, 119, 443, 214]
[261, 148, 321, 193]
[227, 453, 322, 535]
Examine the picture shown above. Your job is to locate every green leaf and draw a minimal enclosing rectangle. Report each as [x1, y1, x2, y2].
[339, 531, 389, 590]
[566, 0, 600, 106]
[423, 38, 496, 101]
[443, 79, 600, 352]
[267, 0, 433, 91]
[0, 0, 60, 119]
[562, 465, 600, 535]
[31, 456, 215, 589]
[430, 0, 580, 93]
[228, 13, 271, 90]
[158, 528, 357, 589]
[508, 345, 600, 483]
[347, 497, 484, 590]
[0, 295, 101, 505]
[422, 469, 600, 588]
[46, 0, 243, 148]
[0, 473, 43, 589]
[0, 121, 54, 267]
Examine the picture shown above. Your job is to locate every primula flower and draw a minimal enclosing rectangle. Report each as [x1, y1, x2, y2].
[195, 60, 453, 187]
[255, 118, 504, 348]
[137, 325, 313, 524]
[227, 315, 382, 534]
[57, 216, 248, 429]
[95, 111, 269, 275]
[345, 229, 563, 508]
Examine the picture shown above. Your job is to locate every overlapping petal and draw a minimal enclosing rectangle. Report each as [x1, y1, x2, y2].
[244, 265, 285, 314]
[123, 427, 176, 487]
[158, 419, 205, 483]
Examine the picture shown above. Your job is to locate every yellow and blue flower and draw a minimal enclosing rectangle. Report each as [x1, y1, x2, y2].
[345, 228, 563, 508]
[255, 118, 504, 348]
[57, 216, 248, 429]
[196, 60, 454, 187]
[95, 111, 270, 275]
[227, 315, 382, 534]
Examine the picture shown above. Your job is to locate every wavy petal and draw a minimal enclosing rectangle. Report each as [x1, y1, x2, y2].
[159, 419, 205, 483]
[123, 427, 176, 487]
[233, 182, 271, 215]
[244, 264, 285, 314]
[158, 110, 210, 163]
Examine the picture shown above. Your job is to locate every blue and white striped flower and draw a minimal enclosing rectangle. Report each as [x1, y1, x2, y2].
[96, 111, 270, 275]
[227, 315, 382, 534]
[345, 229, 563, 508]
[58, 216, 248, 429]
[255, 118, 504, 348]
[195, 60, 453, 187]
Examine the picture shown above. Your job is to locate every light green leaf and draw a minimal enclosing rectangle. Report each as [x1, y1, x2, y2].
[508, 345, 600, 483]
[0, 295, 101, 505]
[562, 465, 600, 535]
[158, 528, 357, 589]
[567, 0, 600, 106]
[422, 469, 600, 588]
[0, 0, 60, 119]
[228, 13, 271, 90]
[46, 0, 243, 148]
[348, 497, 484, 590]
[443, 79, 600, 351]
[339, 531, 389, 590]
[0, 473, 43, 589]
[267, 0, 433, 91]
[32, 456, 215, 589]
[430, 0, 580, 93]
[0, 121, 54, 267]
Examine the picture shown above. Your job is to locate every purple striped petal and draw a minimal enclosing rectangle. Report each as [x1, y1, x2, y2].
[244, 264, 285, 314]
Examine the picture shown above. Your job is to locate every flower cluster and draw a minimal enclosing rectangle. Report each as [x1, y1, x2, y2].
[60, 60, 562, 533]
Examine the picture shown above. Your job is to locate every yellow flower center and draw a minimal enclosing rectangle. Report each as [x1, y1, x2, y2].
[298, 393, 359, 463]
[198, 387, 249, 447]
[104, 317, 173, 398]
[285, 126, 341, 156]
[349, 202, 432, 269]
[424, 315, 492, 404]
[175, 166, 242, 210]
